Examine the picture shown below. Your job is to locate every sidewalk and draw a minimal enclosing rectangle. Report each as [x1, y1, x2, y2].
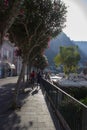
[0, 78, 60, 130]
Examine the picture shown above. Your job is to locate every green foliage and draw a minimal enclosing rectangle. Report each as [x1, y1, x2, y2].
[0, 0, 14, 32]
[62, 87, 87, 106]
[54, 46, 80, 75]
[9, 0, 67, 61]
[0, 0, 14, 16]
[61, 87, 87, 106]
[80, 97, 87, 105]
[33, 54, 48, 70]
[59, 100, 82, 130]
[24, 0, 67, 36]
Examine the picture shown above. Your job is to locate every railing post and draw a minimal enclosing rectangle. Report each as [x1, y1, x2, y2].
[82, 108, 87, 130]
[55, 89, 58, 109]
[41, 78, 87, 130]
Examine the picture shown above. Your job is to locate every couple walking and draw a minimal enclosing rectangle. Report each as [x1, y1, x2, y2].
[30, 70, 41, 89]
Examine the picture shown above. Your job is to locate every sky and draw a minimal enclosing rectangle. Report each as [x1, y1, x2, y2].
[63, 0, 87, 41]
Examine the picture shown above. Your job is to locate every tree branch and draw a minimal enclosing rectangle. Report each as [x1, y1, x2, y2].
[23, 23, 29, 38]
[3, 0, 25, 35]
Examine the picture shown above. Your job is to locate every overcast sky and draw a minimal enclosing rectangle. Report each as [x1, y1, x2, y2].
[63, 0, 87, 41]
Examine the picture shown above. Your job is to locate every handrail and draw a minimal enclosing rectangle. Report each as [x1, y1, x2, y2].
[41, 78, 87, 130]
[44, 78, 87, 108]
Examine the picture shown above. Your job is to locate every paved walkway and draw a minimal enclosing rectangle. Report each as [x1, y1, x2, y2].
[0, 77, 61, 130]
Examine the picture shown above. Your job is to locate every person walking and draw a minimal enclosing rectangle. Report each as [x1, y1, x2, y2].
[36, 71, 41, 89]
[30, 70, 36, 89]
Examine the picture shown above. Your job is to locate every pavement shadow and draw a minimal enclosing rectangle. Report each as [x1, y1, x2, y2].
[0, 82, 16, 115]
[0, 82, 35, 130]
[0, 111, 34, 130]
[0, 82, 32, 115]
[31, 89, 39, 95]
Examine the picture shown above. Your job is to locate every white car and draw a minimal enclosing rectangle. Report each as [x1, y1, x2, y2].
[50, 75, 62, 83]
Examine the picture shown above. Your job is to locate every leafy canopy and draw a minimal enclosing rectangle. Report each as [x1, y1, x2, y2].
[54, 46, 81, 75]
[33, 54, 48, 70]
[9, 0, 67, 61]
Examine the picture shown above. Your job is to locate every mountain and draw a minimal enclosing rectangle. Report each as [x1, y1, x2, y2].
[73, 41, 87, 65]
[45, 32, 74, 65]
[48, 32, 74, 54]
[74, 41, 87, 56]
[44, 32, 87, 66]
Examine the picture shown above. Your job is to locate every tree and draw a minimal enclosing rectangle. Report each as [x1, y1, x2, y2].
[9, 0, 67, 57]
[9, 0, 67, 81]
[33, 54, 48, 70]
[0, 0, 24, 45]
[9, 0, 67, 77]
[54, 46, 81, 75]
[9, 0, 67, 108]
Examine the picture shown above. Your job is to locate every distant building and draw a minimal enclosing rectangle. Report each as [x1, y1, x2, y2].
[0, 40, 22, 78]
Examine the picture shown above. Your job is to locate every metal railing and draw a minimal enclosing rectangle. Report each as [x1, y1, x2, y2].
[41, 78, 87, 130]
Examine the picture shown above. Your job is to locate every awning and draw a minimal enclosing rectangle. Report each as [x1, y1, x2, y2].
[11, 64, 15, 69]
[0, 61, 15, 69]
[4, 61, 15, 69]
[6, 62, 15, 69]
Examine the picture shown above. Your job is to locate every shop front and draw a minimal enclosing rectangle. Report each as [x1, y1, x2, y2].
[0, 61, 16, 78]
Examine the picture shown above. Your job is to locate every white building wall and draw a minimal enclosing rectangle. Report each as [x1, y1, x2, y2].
[0, 40, 14, 63]
[0, 40, 22, 76]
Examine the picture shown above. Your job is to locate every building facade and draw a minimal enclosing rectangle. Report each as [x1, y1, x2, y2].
[0, 40, 22, 78]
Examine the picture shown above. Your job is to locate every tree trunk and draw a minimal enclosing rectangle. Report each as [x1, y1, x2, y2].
[26, 63, 29, 82]
[13, 61, 26, 109]
[29, 63, 32, 73]
[22, 73, 25, 83]
[0, 33, 3, 49]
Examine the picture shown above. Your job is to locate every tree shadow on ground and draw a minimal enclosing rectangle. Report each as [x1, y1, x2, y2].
[0, 111, 34, 130]
[31, 88, 39, 95]
[0, 82, 16, 114]
[0, 82, 33, 114]
[0, 83, 31, 115]
[0, 82, 36, 130]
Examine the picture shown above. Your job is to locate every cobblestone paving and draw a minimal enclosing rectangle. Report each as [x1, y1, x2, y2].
[0, 77, 60, 130]
[15, 87, 56, 130]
